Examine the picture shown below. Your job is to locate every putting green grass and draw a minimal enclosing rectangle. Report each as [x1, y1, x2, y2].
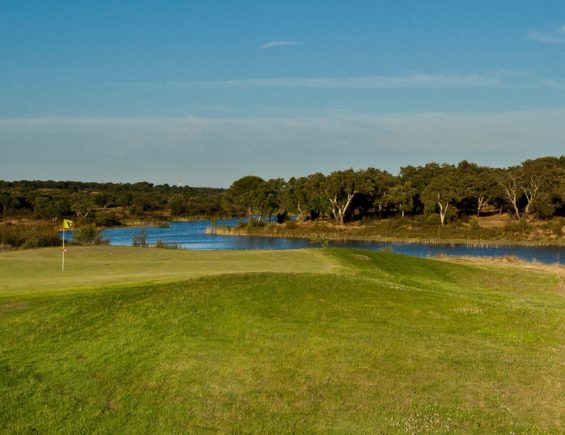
[0, 247, 563, 433]
[0, 246, 340, 296]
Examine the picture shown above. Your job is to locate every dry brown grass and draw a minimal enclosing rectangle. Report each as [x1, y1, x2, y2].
[476, 214, 514, 228]
[439, 255, 565, 280]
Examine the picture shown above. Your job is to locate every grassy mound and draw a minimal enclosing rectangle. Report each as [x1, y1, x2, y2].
[0, 248, 563, 432]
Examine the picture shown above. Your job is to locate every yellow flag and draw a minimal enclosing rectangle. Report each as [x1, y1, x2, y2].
[62, 219, 74, 230]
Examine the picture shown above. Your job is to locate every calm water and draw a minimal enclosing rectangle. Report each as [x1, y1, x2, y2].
[92, 219, 565, 265]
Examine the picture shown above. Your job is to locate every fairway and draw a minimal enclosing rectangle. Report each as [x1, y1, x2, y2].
[1, 247, 563, 433]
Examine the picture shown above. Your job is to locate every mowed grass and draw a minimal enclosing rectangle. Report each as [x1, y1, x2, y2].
[0, 246, 339, 296]
[0, 248, 563, 433]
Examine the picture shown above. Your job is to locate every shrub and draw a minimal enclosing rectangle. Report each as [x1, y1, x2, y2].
[0, 223, 60, 249]
[468, 217, 481, 232]
[95, 211, 122, 227]
[285, 220, 298, 230]
[73, 224, 109, 246]
[310, 233, 329, 248]
[155, 240, 179, 249]
[426, 213, 442, 225]
[413, 214, 428, 225]
[132, 229, 148, 247]
[276, 212, 288, 224]
[247, 219, 266, 228]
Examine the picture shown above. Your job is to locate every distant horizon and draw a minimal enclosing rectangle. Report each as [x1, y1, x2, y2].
[1, 152, 562, 189]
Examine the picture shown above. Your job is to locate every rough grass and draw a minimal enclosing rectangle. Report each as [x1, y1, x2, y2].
[0, 247, 563, 433]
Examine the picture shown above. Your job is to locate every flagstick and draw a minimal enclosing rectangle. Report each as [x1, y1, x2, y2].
[62, 226, 65, 272]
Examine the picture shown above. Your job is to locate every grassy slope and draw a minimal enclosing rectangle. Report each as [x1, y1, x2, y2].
[0, 247, 563, 433]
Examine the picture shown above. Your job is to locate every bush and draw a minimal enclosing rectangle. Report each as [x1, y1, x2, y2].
[95, 211, 122, 227]
[426, 213, 442, 225]
[413, 214, 429, 225]
[73, 224, 109, 246]
[310, 233, 329, 248]
[132, 229, 148, 247]
[285, 220, 298, 230]
[0, 223, 60, 249]
[468, 217, 481, 232]
[247, 219, 266, 228]
[155, 240, 178, 249]
[276, 212, 289, 224]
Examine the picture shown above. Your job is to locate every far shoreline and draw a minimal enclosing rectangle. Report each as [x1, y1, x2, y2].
[206, 225, 565, 248]
[204, 216, 565, 248]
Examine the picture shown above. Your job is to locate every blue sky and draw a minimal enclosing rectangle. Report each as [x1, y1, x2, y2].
[1, 1, 564, 186]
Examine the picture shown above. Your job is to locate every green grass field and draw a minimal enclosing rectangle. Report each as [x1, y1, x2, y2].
[0, 246, 339, 296]
[1, 247, 563, 433]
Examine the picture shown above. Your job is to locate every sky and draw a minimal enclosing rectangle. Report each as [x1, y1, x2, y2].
[1, 0, 564, 187]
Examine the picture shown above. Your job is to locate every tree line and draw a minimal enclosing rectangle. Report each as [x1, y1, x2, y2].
[1, 156, 564, 226]
[223, 156, 565, 225]
[0, 181, 224, 224]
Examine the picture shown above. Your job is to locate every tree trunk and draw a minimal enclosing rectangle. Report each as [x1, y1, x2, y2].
[297, 201, 305, 221]
[499, 183, 521, 219]
[476, 196, 486, 217]
[437, 194, 448, 225]
[509, 193, 521, 219]
[329, 192, 356, 226]
[337, 210, 344, 226]
[329, 196, 339, 224]
[521, 180, 540, 216]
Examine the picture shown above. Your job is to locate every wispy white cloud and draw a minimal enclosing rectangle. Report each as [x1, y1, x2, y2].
[260, 40, 300, 49]
[165, 73, 505, 90]
[527, 25, 565, 45]
[541, 79, 565, 90]
[117, 70, 526, 92]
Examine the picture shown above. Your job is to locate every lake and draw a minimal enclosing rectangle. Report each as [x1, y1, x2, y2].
[95, 219, 564, 265]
